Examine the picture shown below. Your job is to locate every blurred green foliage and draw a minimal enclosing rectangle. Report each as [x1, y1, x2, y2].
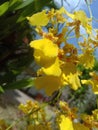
[94, 59, 98, 71]
[0, 0, 57, 92]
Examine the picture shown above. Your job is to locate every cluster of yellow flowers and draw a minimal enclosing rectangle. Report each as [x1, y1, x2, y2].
[19, 100, 98, 130]
[27, 7, 98, 96]
[18, 7, 98, 130]
[19, 100, 52, 130]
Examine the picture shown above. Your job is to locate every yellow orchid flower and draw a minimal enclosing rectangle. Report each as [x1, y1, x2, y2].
[30, 38, 59, 67]
[27, 124, 52, 130]
[61, 62, 81, 90]
[73, 122, 90, 130]
[81, 73, 98, 94]
[55, 8, 66, 23]
[56, 7, 66, 14]
[92, 109, 98, 120]
[92, 80, 98, 94]
[67, 73, 81, 90]
[39, 58, 61, 77]
[73, 11, 92, 32]
[18, 100, 39, 114]
[61, 62, 77, 75]
[58, 115, 74, 130]
[62, 72, 81, 90]
[34, 75, 63, 96]
[79, 50, 95, 69]
[47, 7, 66, 24]
[62, 43, 78, 63]
[0, 119, 8, 130]
[27, 10, 49, 26]
[58, 115, 90, 130]
[64, 9, 92, 34]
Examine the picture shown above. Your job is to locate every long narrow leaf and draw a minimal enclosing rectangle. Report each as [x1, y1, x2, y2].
[8, 0, 22, 11]
[0, 86, 4, 93]
[4, 78, 35, 90]
[16, 3, 35, 22]
[14, 0, 34, 10]
[0, 2, 9, 16]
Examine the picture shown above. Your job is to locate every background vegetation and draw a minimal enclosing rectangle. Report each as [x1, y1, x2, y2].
[0, 0, 58, 92]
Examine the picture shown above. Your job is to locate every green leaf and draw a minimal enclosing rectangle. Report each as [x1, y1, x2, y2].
[16, 0, 56, 22]
[0, 86, 4, 93]
[0, 2, 9, 16]
[4, 78, 35, 90]
[14, 0, 34, 10]
[9, 0, 22, 11]
[16, 3, 35, 22]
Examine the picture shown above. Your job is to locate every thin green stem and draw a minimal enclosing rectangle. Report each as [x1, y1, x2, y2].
[96, 95, 98, 109]
[6, 100, 53, 130]
[6, 116, 25, 130]
[71, 0, 81, 12]
[61, 0, 64, 7]
[67, 35, 76, 39]
[93, 17, 98, 22]
[65, 27, 75, 39]
[86, 0, 93, 19]
[7, 111, 38, 130]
